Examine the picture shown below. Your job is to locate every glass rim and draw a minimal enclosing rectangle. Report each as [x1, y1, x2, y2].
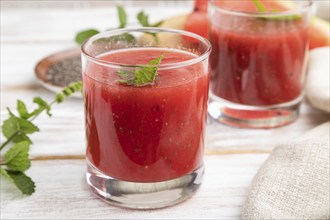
[81, 27, 212, 70]
[209, 0, 313, 17]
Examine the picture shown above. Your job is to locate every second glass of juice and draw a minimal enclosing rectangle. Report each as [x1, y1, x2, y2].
[208, 0, 312, 128]
[81, 28, 211, 209]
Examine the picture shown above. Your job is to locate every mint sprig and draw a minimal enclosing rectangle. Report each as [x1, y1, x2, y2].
[75, 6, 164, 45]
[4, 169, 36, 195]
[252, 0, 301, 21]
[136, 11, 163, 39]
[252, 0, 266, 12]
[0, 81, 82, 195]
[137, 11, 163, 28]
[75, 6, 126, 45]
[3, 141, 30, 172]
[75, 29, 100, 45]
[118, 55, 164, 86]
[117, 5, 127, 28]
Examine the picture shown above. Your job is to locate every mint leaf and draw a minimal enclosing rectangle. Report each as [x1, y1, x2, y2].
[261, 14, 301, 21]
[1, 168, 35, 195]
[134, 54, 164, 85]
[2, 115, 37, 145]
[148, 55, 164, 66]
[137, 11, 163, 27]
[3, 141, 30, 172]
[152, 20, 164, 27]
[94, 33, 136, 45]
[110, 33, 136, 43]
[75, 29, 100, 45]
[252, 0, 301, 21]
[117, 5, 127, 28]
[32, 97, 52, 117]
[2, 117, 19, 139]
[17, 118, 39, 134]
[117, 69, 135, 84]
[137, 11, 149, 27]
[7, 107, 16, 117]
[12, 133, 32, 144]
[1, 81, 83, 196]
[0, 167, 13, 182]
[118, 55, 164, 86]
[136, 11, 162, 38]
[6, 170, 35, 195]
[17, 100, 29, 119]
[252, 0, 266, 12]
[118, 70, 133, 79]
[3, 116, 39, 137]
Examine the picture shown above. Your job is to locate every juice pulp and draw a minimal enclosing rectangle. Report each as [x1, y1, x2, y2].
[210, 0, 309, 106]
[83, 48, 209, 182]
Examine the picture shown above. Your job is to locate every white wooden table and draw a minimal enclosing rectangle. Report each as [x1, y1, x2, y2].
[1, 2, 329, 219]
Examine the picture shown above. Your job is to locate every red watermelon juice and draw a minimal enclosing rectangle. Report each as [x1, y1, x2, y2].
[209, 0, 310, 125]
[83, 48, 209, 182]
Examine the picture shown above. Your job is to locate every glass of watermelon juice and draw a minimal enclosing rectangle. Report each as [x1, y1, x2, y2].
[208, 0, 312, 128]
[81, 28, 211, 209]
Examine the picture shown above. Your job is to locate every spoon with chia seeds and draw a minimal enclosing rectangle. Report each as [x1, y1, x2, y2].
[35, 48, 82, 97]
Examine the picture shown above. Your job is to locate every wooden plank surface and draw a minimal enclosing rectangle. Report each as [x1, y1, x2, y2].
[1, 155, 268, 219]
[1, 99, 328, 158]
[1, 4, 329, 219]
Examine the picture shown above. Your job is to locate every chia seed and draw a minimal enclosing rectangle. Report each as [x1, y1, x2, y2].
[46, 55, 82, 87]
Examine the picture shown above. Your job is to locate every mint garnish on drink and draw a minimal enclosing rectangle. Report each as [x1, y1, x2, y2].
[118, 54, 164, 86]
[252, 0, 301, 21]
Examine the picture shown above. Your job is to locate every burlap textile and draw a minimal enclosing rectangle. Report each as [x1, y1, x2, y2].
[242, 122, 330, 219]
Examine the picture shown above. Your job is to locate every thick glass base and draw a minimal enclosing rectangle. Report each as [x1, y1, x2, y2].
[86, 162, 204, 209]
[208, 93, 302, 129]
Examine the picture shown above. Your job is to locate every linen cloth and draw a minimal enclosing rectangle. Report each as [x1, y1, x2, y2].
[306, 46, 330, 113]
[242, 122, 330, 219]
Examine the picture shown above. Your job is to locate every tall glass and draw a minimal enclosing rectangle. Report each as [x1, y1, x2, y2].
[208, 0, 312, 128]
[81, 28, 211, 209]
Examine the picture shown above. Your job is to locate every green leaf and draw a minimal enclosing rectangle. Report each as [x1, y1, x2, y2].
[2, 116, 36, 143]
[3, 141, 31, 172]
[152, 20, 163, 27]
[110, 33, 136, 43]
[252, 0, 266, 12]
[117, 70, 135, 85]
[75, 29, 100, 45]
[0, 167, 13, 182]
[137, 11, 149, 27]
[118, 54, 164, 86]
[148, 55, 164, 66]
[261, 14, 301, 21]
[32, 97, 52, 117]
[12, 133, 32, 144]
[94, 33, 136, 47]
[7, 107, 16, 117]
[6, 170, 35, 195]
[117, 5, 127, 28]
[134, 54, 164, 85]
[118, 70, 134, 79]
[252, 0, 301, 21]
[17, 100, 29, 119]
[137, 11, 163, 27]
[17, 118, 39, 134]
[2, 116, 19, 139]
